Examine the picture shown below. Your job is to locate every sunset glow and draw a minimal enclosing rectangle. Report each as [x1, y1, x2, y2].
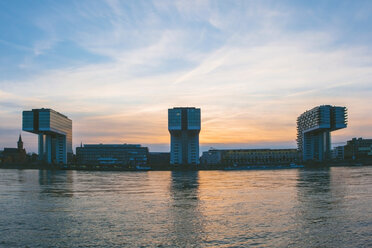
[1, 1, 371, 153]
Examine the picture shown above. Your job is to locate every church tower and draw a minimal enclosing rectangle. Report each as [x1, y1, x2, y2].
[17, 134, 24, 150]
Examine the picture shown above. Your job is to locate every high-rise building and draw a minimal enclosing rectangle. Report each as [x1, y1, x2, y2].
[297, 105, 347, 161]
[168, 107, 201, 165]
[22, 108, 72, 164]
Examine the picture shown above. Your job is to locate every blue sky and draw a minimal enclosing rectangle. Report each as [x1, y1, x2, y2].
[1, 0, 372, 153]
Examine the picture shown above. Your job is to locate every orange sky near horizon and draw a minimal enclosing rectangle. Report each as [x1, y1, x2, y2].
[1, 1, 372, 153]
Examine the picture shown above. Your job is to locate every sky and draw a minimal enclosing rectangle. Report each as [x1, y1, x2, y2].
[1, 0, 372, 153]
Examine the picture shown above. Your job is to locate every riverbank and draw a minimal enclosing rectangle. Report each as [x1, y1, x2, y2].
[1, 161, 371, 171]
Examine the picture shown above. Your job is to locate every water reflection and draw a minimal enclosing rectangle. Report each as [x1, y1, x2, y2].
[294, 168, 348, 247]
[170, 171, 199, 196]
[168, 171, 205, 246]
[297, 167, 331, 195]
[1, 168, 370, 247]
[38, 170, 74, 197]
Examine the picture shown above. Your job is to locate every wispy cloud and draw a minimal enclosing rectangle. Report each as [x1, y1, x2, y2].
[0, 0, 372, 152]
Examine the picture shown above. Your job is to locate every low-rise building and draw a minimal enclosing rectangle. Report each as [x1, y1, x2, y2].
[201, 148, 301, 166]
[2, 135, 27, 164]
[344, 138, 372, 160]
[76, 144, 148, 166]
[200, 150, 222, 165]
[332, 146, 345, 160]
[148, 152, 170, 166]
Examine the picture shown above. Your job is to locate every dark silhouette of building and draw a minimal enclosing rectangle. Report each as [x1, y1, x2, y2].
[76, 144, 148, 166]
[344, 138, 372, 160]
[201, 148, 301, 166]
[332, 146, 345, 160]
[148, 152, 170, 169]
[2, 135, 27, 164]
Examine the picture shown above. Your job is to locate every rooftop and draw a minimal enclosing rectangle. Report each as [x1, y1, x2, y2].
[30, 108, 70, 119]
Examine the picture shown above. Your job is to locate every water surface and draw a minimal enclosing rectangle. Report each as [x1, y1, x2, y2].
[0, 167, 371, 247]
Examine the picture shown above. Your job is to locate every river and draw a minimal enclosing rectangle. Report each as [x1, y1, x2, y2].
[0, 167, 371, 247]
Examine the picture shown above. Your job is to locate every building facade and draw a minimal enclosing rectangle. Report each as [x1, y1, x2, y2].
[76, 144, 148, 166]
[332, 146, 345, 160]
[148, 152, 170, 167]
[168, 107, 201, 165]
[22, 108, 72, 164]
[344, 138, 372, 160]
[201, 149, 301, 166]
[200, 149, 222, 165]
[297, 105, 347, 161]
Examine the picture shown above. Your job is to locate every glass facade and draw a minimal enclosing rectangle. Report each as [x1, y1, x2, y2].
[297, 105, 347, 161]
[22, 111, 34, 131]
[187, 108, 201, 130]
[168, 107, 201, 165]
[168, 108, 182, 130]
[22, 108, 72, 164]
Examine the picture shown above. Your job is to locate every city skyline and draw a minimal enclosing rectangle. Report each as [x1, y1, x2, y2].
[1, 1, 372, 153]
[0, 104, 360, 155]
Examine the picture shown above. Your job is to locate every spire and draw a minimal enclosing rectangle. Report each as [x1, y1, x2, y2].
[18, 134, 23, 150]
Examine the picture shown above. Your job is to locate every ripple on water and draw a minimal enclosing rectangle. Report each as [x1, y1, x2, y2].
[0, 168, 371, 247]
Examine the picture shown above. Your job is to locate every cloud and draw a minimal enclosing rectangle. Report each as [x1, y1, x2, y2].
[1, 0, 372, 153]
